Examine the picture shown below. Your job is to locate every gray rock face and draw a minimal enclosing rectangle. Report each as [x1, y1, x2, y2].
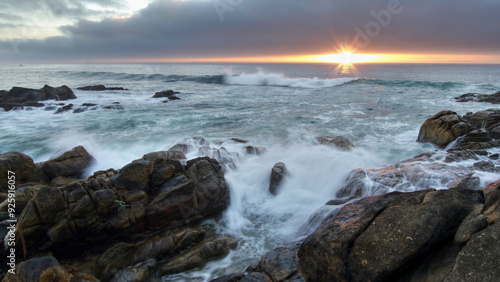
[0, 85, 76, 111]
[269, 162, 288, 195]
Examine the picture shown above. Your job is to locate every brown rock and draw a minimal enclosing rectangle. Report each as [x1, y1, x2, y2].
[41, 146, 95, 179]
[417, 110, 471, 148]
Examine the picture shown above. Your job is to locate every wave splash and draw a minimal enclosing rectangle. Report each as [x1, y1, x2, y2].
[223, 71, 358, 88]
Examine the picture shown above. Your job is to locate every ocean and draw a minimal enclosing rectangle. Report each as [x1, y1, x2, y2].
[1, 63, 500, 280]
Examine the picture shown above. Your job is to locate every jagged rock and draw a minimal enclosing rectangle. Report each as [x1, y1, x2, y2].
[0, 152, 36, 192]
[112, 160, 152, 191]
[245, 146, 266, 155]
[444, 222, 500, 281]
[41, 146, 95, 179]
[269, 162, 288, 195]
[255, 243, 302, 282]
[417, 110, 471, 148]
[316, 135, 355, 151]
[77, 85, 128, 91]
[158, 237, 238, 275]
[299, 189, 484, 282]
[0, 85, 76, 112]
[110, 258, 156, 282]
[2, 256, 70, 281]
[54, 103, 74, 114]
[455, 91, 500, 104]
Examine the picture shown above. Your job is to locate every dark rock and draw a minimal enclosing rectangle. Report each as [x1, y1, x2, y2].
[2, 256, 70, 281]
[13, 186, 37, 213]
[54, 103, 74, 114]
[77, 85, 128, 91]
[153, 90, 179, 98]
[0, 101, 45, 111]
[336, 168, 367, 198]
[96, 242, 136, 279]
[112, 160, 152, 191]
[316, 135, 355, 151]
[489, 153, 500, 160]
[255, 243, 301, 281]
[454, 211, 489, 243]
[142, 150, 187, 162]
[455, 91, 500, 104]
[444, 149, 479, 163]
[417, 110, 471, 148]
[326, 197, 358, 205]
[483, 180, 500, 224]
[473, 161, 497, 172]
[231, 138, 249, 144]
[0, 152, 36, 192]
[269, 162, 288, 195]
[447, 173, 480, 190]
[41, 146, 95, 179]
[168, 96, 181, 100]
[444, 222, 500, 281]
[158, 237, 238, 275]
[0, 85, 76, 112]
[459, 128, 492, 144]
[245, 146, 266, 155]
[110, 258, 156, 282]
[102, 104, 125, 110]
[210, 273, 246, 282]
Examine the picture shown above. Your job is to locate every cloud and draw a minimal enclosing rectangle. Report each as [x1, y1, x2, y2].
[1, 0, 500, 62]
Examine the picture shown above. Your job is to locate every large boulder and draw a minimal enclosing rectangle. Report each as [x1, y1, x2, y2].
[41, 146, 95, 179]
[316, 135, 355, 151]
[269, 162, 288, 195]
[112, 160, 152, 191]
[417, 110, 471, 148]
[0, 152, 36, 192]
[299, 188, 484, 282]
[0, 85, 76, 111]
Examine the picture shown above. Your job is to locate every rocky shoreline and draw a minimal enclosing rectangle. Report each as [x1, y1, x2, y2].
[1, 89, 500, 281]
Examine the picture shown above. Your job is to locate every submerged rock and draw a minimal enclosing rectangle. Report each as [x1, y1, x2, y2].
[152, 89, 180, 98]
[316, 135, 355, 151]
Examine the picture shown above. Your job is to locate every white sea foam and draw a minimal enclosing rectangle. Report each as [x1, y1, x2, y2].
[223, 71, 358, 88]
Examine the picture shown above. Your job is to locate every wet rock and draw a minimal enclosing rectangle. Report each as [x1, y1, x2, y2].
[473, 160, 497, 172]
[0, 152, 36, 192]
[210, 273, 246, 282]
[0, 101, 45, 111]
[255, 243, 302, 281]
[110, 258, 156, 282]
[0, 85, 76, 112]
[336, 168, 367, 198]
[444, 149, 479, 163]
[455, 91, 500, 104]
[169, 137, 209, 153]
[269, 162, 288, 195]
[77, 85, 128, 91]
[444, 222, 500, 282]
[245, 146, 266, 155]
[231, 138, 249, 144]
[2, 256, 70, 281]
[54, 103, 74, 114]
[447, 173, 480, 190]
[152, 89, 179, 98]
[316, 135, 355, 151]
[142, 150, 187, 162]
[459, 128, 492, 144]
[158, 237, 238, 275]
[41, 146, 95, 179]
[96, 242, 136, 279]
[483, 180, 500, 223]
[112, 160, 152, 191]
[13, 186, 37, 213]
[417, 110, 471, 148]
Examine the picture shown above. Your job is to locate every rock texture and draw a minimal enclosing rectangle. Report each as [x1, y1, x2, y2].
[0, 85, 76, 111]
[269, 162, 288, 195]
[455, 91, 500, 104]
[417, 111, 471, 148]
[316, 135, 355, 151]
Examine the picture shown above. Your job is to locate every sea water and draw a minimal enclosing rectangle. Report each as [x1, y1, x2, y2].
[1, 63, 499, 280]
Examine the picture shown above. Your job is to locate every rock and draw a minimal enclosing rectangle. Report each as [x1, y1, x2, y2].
[231, 138, 249, 144]
[255, 243, 302, 282]
[41, 146, 95, 179]
[316, 135, 355, 151]
[158, 237, 238, 275]
[444, 149, 479, 163]
[102, 104, 125, 110]
[444, 222, 500, 282]
[460, 128, 492, 144]
[77, 85, 128, 91]
[142, 150, 187, 161]
[0, 85, 77, 111]
[93, 189, 117, 215]
[112, 160, 152, 191]
[13, 186, 37, 213]
[483, 180, 500, 223]
[3, 256, 70, 281]
[0, 101, 45, 111]
[269, 162, 288, 195]
[96, 242, 136, 279]
[168, 96, 181, 100]
[152, 90, 179, 98]
[336, 168, 367, 198]
[454, 211, 489, 243]
[298, 189, 484, 282]
[0, 152, 36, 192]
[455, 91, 500, 104]
[245, 146, 266, 155]
[210, 273, 245, 282]
[417, 110, 471, 148]
[54, 103, 74, 114]
[447, 173, 480, 190]
[473, 160, 497, 172]
[50, 176, 80, 187]
[110, 258, 156, 282]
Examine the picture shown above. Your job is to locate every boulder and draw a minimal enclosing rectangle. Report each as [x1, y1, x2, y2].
[455, 91, 500, 104]
[41, 146, 95, 179]
[0, 152, 36, 192]
[152, 90, 179, 98]
[158, 237, 238, 275]
[269, 162, 288, 195]
[316, 135, 355, 151]
[110, 258, 156, 282]
[54, 103, 74, 114]
[444, 222, 500, 281]
[255, 243, 302, 281]
[142, 150, 186, 162]
[417, 111, 472, 148]
[0, 85, 76, 111]
[245, 146, 266, 155]
[112, 160, 152, 191]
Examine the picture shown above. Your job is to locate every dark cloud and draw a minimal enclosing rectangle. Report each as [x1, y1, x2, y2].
[1, 0, 500, 62]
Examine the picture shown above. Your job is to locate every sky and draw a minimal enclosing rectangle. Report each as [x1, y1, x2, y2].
[1, 0, 500, 64]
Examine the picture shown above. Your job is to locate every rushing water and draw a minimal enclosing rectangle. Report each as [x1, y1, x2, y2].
[1, 63, 500, 280]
